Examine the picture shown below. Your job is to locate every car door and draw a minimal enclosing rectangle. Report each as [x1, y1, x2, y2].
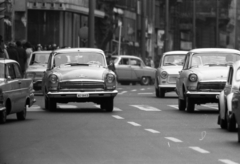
[115, 57, 132, 80]
[130, 58, 144, 80]
[5, 63, 23, 113]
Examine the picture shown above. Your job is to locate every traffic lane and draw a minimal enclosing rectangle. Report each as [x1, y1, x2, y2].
[112, 93, 240, 164]
[0, 105, 216, 164]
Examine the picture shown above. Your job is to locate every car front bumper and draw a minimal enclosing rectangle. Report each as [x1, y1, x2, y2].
[158, 84, 175, 88]
[186, 91, 220, 99]
[47, 90, 118, 99]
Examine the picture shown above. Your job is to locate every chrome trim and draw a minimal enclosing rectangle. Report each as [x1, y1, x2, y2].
[158, 84, 175, 88]
[186, 91, 220, 95]
[60, 79, 104, 82]
[48, 90, 118, 95]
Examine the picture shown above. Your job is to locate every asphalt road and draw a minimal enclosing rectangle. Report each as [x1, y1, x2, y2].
[0, 84, 240, 164]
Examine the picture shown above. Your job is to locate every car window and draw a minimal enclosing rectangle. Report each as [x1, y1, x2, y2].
[183, 53, 190, 70]
[13, 63, 22, 78]
[119, 58, 129, 65]
[163, 54, 185, 66]
[6, 63, 16, 80]
[0, 63, 4, 78]
[130, 58, 141, 66]
[30, 53, 50, 65]
[236, 68, 240, 81]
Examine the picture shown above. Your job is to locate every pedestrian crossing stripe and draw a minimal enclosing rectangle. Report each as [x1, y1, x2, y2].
[130, 105, 161, 111]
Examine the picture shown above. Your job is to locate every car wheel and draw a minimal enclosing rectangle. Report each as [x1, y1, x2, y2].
[219, 114, 227, 129]
[17, 104, 28, 120]
[186, 97, 195, 112]
[105, 98, 114, 112]
[44, 96, 48, 110]
[227, 113, 236, 132]
[48, 98, 57, 111]
[155, 88, 160, 98]
[159, 88, 165, 98]
[0, 109, 7, 124]
[238, 126, 240, 143]
[178, 98, 186, 111]
[141, 77, 150, 85]
[100, 103, 106, 110]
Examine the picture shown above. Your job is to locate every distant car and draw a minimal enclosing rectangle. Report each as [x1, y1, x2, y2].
[112, 55, 156, 85]
[218, 61, 240, 131]
[176, 48, 240, 112]
[0, 59, 35, 124]
[155, 51, 188, 98]
[25, 51, 51, 93]
[42, 48, 118, 112]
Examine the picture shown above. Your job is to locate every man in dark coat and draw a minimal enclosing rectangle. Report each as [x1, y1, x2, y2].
[7, 42, 19, 63]
[16, 41, 28, 75]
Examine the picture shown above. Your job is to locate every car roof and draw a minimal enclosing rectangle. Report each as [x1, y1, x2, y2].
[190, 48, 240, 54]
[163, 51, 188, 55]
[52, 48, 105, 54]
[112, 55, 141, 59]
[32, 51, 52, 54]
[0, 58, 18, 64]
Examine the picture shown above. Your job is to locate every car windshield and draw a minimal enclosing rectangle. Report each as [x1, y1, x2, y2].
[190, 53, 240, 67]
[0, 63, 4, 78]
[30, 53, 50, 65]
[54, 52, 105, 67]
[163, 54, 186, 66]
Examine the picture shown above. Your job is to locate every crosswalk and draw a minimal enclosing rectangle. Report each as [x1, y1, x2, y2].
[27, 104, 218, 112]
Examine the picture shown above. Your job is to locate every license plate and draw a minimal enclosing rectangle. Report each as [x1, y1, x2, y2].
[77, 93, 89, 98]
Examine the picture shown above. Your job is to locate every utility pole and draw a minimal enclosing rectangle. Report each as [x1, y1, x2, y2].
[141, 0, 146, 62]
[0, 0, 5, 40]
[165, 0, 169, 52]
[192, 0, 196, 49]
[216, 0, 219, 47]
[88, 0, 95, 48]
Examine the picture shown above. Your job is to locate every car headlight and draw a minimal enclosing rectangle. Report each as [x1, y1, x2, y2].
[25, 72, 35, 79]
[188, 73, 198, 82]
[160, 71, 168, 79]
[106, 74, 115, 83]
[49, 74, 58, 84]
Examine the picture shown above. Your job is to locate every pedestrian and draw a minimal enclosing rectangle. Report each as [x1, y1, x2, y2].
[36, 44, 42, 51]
[106, 54, 117, 79]
[16, 40, 28, 75]
[0, 35, 9, 58]
[7, 42, 19, 63]
[23, 41, 33, 70]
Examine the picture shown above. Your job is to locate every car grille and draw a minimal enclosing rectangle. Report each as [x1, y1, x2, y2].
[167, 75, 178, 84]
[59, 81, 105, 91]
[197, 82, 226, 91]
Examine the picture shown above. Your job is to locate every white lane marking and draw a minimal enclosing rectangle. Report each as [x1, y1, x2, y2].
[27, 105, 43, 111]
[219, 159, 239, 164]
[131, 89, 137, 92]
[145, 129, 160, 134]
[119, 91, 127, 95]
[127, 122, 141, 126]
[138, 92, 154, 95]
[131, 105, 161, 111]
[168, 105, 178, 109]
[165, 137, 183, 143]
[58, 104, 78, 109]
[94, 105, 122, 111]
[189, 147, 210, 153]
[141, 88, 145, 91]
[112, 115, 124, 119]
[202, 104, 218, 109]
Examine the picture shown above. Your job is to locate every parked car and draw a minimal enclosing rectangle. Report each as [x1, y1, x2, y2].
[112, 55, 156, 85]
[176, 48, 240, 112]
[42, 48, 118, 112]
[155, 51, 188, 98]
[218, 61, 240, 131]
[0, 58, 35, 124]
[232, 71, 240, 142]
[25, 51, 51, 93]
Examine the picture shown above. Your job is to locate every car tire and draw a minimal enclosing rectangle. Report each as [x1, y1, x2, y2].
[227, 113, 236, 132]
[105, 98, 114, 112]
[17, 104, 27, 120]
[178, 98, 186, 111]
[238, 126, 240, 143]
[0, 109, 7, 124]
[44, 96, 48, 110]
[100, 103, 106, 110]
[155, 88, 160, 98]
[186, 97, 195, 112]
[159, 88, 165, 98]
[48, 98, 57, 111]
[141, 77, 150, 85]
[219, 115, 227, 129]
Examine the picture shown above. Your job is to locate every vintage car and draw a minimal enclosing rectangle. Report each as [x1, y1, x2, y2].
[155, 51, 188, 98]
[42, 48, 118, 112]
[218, 61, 240, 131]
[25, 51, 51, 93]
[232, 69, 240, 142]
[111, 55, 156, 85]
[0, 58, 35, 124]
[176, 48, 240, 112]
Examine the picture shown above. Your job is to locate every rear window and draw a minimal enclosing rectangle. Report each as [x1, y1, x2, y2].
[30, 53, 50, 65]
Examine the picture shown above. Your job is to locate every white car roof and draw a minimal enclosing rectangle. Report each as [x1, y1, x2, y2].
[163, 51, 188, 55]
[190, 48, 240, 54]
[0, 58, 18, 64]
[112, 55, 141, 59]
[53, 48, 105, 54]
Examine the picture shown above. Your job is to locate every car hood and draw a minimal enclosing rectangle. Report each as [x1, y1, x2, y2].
[26, 65, 47, 72]
[161, 66, 183, 74]
[53, 66, 107, 81]
[191, 66, 229, 81]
